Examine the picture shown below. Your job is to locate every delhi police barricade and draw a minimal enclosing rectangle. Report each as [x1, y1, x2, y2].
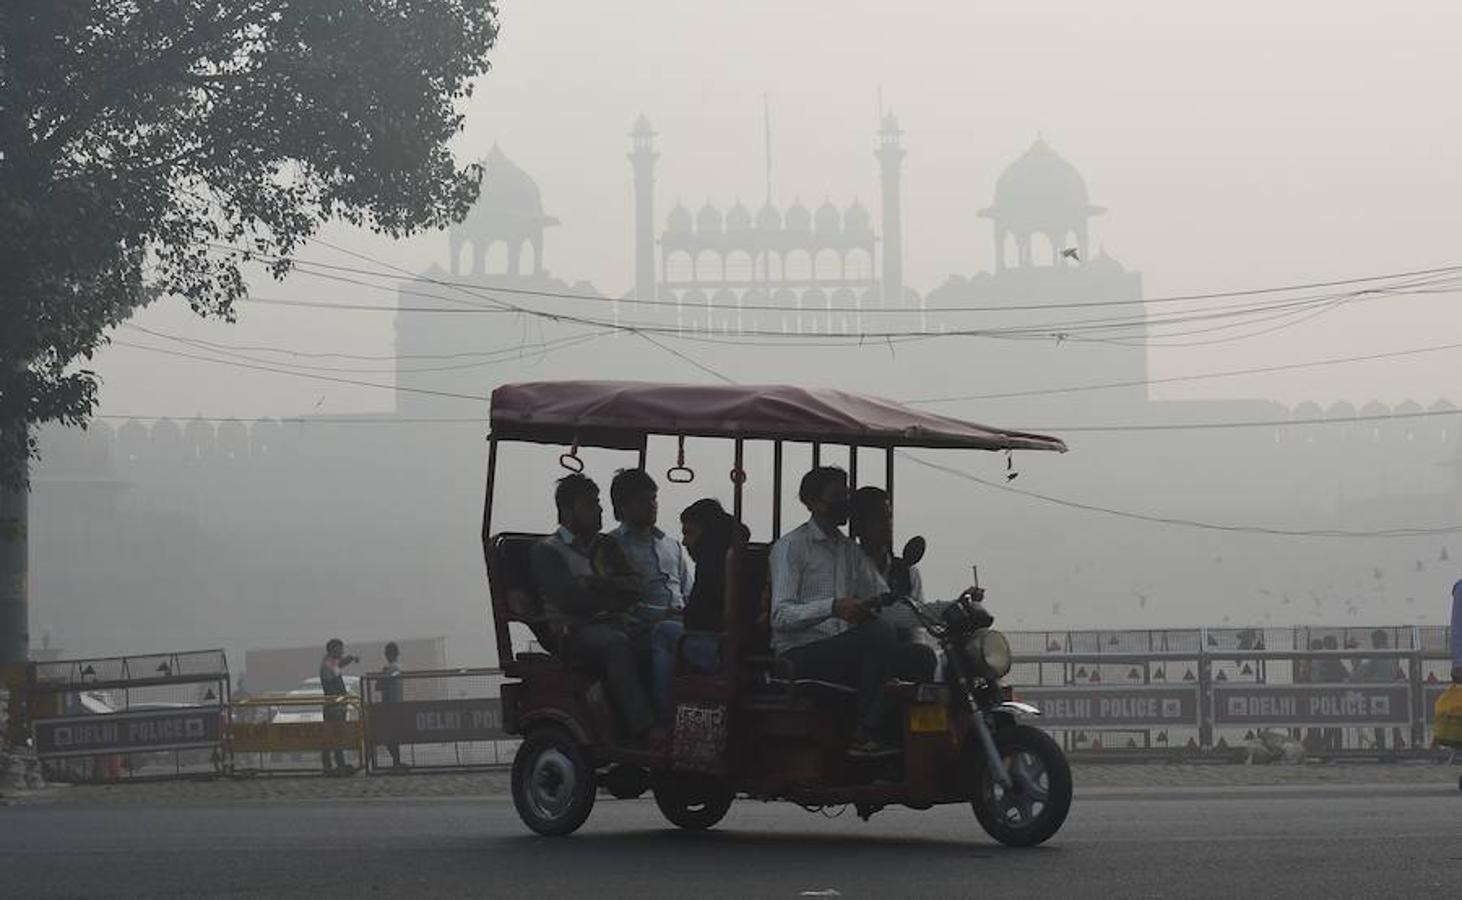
[1006, 625, 1455, 756]
[27, 650, 230, 782]
[224, 693, 365, 775]
[1006, 629, 1206, 753]
[361, 668, 510, 772]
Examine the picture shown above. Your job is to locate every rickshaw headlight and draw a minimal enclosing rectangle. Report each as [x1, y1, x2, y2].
[965, 629, 1012, 678]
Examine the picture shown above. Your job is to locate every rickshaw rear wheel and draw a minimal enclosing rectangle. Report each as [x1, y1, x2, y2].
[511, 725, 597, 837]
[969, 724, 1073, 847]
[651, 771, 735, 830]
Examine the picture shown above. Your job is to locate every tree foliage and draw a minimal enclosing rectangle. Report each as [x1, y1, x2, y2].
[0, 0, 499, 483]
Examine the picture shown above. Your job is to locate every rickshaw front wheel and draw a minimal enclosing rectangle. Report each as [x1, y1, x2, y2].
[511, 725, 597, 836]
[651, 771, 735, 830]
[969, 724, 1073, 847]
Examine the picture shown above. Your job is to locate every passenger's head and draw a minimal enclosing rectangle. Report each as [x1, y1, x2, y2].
[849, 486, 892, 547]
[326, 638, 344, 657]
[1322, 635, 1339, 650]
[799, 466, 850, 526]
[554, 473, 603, 536]
[1309, 639, 1324, 651]
[680, 498, 731, 552]
[384, 642, 399, 663]
[1370, 629, 1388, 649]
[610, 468, 658, 529]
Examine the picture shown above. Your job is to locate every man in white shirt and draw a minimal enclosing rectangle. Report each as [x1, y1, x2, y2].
[770, 467, 934, 756]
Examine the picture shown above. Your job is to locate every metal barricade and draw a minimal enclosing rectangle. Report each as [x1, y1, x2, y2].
[1007, 625, 1455, 758]
[1206, 626, 1417, 756]
[27, 650, 230, 782]
[224, 694, 365, 775]
[1007, 629, 1205, 753]
[361, 668, 510, 772]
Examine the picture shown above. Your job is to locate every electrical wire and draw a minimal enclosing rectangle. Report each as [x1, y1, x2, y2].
[207, 240, 1458, 345]
[900, 452, 1462, 539]
[203, 240, 1462, 314]
[109, 329, 1462, 539]
[110, 340, 493, 402]
[121, 322, 612, 372]
[910, 340, 1462, 404]
[1024, 405, 1462, 433]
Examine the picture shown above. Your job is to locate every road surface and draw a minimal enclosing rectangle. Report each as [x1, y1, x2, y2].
[2, 780, 1458, 897]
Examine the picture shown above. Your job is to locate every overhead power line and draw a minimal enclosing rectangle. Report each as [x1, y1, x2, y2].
[207, 240, 1459, 346]
[121, 322, 611, 372]
[110, 340, 493, 402]
[109, 330, 1462, 539]
[94, 414, 486, 425]
[1026, 405, 1462, 433]
[901, 453, 1462, 539]
[205, 240, 1462, 314]
[910, 340, 1462, 403]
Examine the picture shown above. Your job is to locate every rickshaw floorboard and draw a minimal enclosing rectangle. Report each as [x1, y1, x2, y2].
[1, 780, 1458, 897]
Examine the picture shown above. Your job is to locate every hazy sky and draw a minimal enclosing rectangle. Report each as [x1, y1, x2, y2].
[95, 0, 1462, 419]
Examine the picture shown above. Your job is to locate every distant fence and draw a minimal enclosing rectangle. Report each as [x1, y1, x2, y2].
[361, 668, 512, 772]
[1006, 625, 1455, 755]
[20, 625, 1456, 780]
[27, 650, 230, 782]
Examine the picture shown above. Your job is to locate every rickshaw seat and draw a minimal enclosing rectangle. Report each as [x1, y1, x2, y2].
[488, 532, 560, 655]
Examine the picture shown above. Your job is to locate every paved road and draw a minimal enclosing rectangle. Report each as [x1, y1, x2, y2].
[2, 782, 1458, 898]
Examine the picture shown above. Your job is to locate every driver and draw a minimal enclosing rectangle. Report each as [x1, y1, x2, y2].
[770, 466, 934, 757]
[530, 473, 663, 749]
[849, 486, 940, 666]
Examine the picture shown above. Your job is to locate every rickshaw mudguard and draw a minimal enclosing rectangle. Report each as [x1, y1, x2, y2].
[990, 701, 1043, 729]
[513, 705, 594, 748]
[501, 671, 606, 749]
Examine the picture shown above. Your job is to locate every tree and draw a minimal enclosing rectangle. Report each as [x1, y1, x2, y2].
[0, 0, 500, 663]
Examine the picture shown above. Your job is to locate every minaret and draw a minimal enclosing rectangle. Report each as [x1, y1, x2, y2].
[876, 112, 905, 306]
[628, 115, 659, 300]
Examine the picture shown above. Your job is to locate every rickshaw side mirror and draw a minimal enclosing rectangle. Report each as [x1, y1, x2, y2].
[901, 536, 927, 568]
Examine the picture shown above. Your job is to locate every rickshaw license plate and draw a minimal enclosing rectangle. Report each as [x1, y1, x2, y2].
[908, 704, 949, 733]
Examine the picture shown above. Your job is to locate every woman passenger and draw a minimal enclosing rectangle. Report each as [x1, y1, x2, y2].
[648, 499, 739, 725]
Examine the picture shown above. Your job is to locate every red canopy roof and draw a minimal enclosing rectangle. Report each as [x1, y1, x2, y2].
[489, 381, 1066, 453]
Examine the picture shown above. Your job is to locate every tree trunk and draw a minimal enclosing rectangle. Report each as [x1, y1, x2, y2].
[0, 430, 27, 667]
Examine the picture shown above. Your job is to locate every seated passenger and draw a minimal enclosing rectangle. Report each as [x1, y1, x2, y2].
[770, 467, 936, 757]
[668, 499, 747, 681]
[608, 469, 693, 628]
[530, 473, 662, 747]
[607, 469, 695, 725]
[680, 498, 745, 634]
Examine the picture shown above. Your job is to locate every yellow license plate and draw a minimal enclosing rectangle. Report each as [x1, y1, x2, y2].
[908, 704, 949, 733]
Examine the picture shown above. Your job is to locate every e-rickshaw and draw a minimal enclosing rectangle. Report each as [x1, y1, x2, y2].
[483, 381, 1073, 845]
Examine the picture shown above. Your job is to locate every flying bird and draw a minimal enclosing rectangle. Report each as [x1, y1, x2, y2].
[1061, 247, 1080, 261]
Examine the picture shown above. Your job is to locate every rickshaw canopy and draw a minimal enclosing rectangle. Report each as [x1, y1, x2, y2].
[488, 380, 1067, 453]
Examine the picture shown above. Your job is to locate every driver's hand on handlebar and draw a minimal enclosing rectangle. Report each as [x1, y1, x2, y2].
[832, 597, 872, 623]
[957, 586, 986, 604]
